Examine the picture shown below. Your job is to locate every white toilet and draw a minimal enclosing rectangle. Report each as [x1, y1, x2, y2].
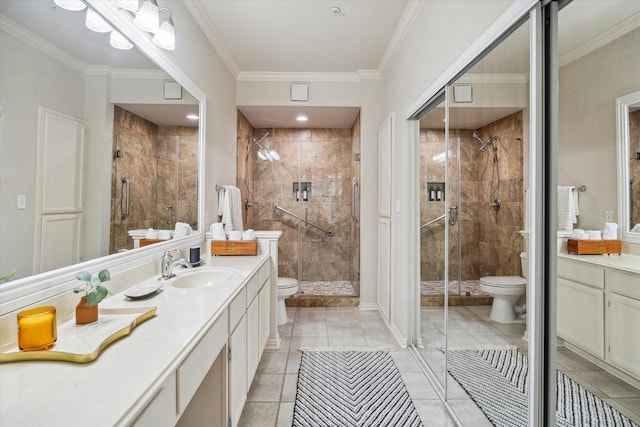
[277, 277, 299, 325]
[479, 252, 527, 323]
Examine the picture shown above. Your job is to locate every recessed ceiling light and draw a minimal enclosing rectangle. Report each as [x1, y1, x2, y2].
[296, 115, 308, 122]
[186, 114, 199, 120]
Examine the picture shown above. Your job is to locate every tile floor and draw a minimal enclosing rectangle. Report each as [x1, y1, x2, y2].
[239, 305, 640, 426]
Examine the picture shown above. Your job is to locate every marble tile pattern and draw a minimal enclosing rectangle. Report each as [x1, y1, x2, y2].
[236, 119, 359, 284]
[420, 111, 524, 283]
[110, 107, 198, 253]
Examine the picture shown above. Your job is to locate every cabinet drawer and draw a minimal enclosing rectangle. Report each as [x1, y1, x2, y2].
[557, 258, 604, 289]
[258, 261, 270, 287]
[246, 273, 259, 305]
[176, 314, 228, 415]
[608, 269, 640, 300]
[229, 287, 247, 332]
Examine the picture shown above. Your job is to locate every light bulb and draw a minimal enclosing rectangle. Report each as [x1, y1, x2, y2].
[86, 8, 112, 33]
[110, 31, 134, 50]
[53, 0, 86, 11]
[134, 0, 159, 33]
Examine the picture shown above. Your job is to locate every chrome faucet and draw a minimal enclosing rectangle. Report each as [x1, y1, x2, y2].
[160, 250, 191, 280]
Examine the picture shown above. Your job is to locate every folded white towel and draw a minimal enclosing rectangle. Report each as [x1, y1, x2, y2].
[173, 222, 192, 238]
[558, 186, 579, 231]
[229, 230, 242, 240]
[587, 230, 602, 240]
[602, 222, 618, 240]
[571, 229, 586, 240]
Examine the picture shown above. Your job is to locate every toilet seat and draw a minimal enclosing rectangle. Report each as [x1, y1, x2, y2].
[278, 277, 298, 290]
[480, 276, 526, 288]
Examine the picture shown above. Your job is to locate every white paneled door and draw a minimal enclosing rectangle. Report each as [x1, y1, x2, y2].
[33, 107, 85, 273]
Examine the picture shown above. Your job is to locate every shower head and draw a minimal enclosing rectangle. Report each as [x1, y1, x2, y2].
[472, 132, 494, 152]
[253, 131, 272, 162]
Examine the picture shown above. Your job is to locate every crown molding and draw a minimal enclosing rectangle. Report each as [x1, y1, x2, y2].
[109, 68, 171, 80]
[559, 11, 640, 67]
[0, 15, 87, 74]
[183, 0, 240, 78]
[357, 70, 382, 80]
[456, 73, 528, 84]
[377, 0, 425, 77]
[236, 71, 365, 83]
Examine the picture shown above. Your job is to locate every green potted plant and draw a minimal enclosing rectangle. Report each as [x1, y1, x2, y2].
[73, 269, 111, 324]
[0, 269, 16, 283]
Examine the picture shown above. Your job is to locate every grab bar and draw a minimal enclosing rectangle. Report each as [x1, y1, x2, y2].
[352, 181, 359, 222]
[420, 214, 445, 229]
[120, 177, 130, 219]
[274, 203, 333, 236]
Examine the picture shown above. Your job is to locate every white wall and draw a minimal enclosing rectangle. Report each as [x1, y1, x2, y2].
[0, 29, 86, 279]
[558, 27, 640, 230]
[380, 0, 516, 342]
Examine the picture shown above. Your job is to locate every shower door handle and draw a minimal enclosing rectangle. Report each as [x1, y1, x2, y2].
[120, 177, 130, 220]
[448, 204, 458, 226]
[352, 181, 359, 222]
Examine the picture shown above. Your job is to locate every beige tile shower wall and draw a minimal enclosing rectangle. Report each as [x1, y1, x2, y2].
[158, 126, 198, 230]
[110, 107, 199, 253]
[111, 106, 158, 253]
[244, 127, 353, 282]
[476, 111, 524, 277]
[237, 111, 256, 227]
[419, 111, 524, 282]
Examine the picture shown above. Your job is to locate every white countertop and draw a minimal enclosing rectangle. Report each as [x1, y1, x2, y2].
[0, 253, 268, 426]
[558, 252, 640, 274]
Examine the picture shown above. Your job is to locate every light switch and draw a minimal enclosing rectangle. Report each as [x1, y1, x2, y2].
[17, 194, 26, 209]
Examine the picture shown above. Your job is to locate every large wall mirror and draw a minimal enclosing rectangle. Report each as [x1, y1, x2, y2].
[0, 1, 203, 291]
[617, 90, 640, 244]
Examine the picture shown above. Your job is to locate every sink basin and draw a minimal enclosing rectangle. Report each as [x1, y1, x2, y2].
[171, 267, 240, 289]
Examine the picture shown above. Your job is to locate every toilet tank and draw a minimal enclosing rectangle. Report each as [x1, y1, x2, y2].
[520, 252, 528, 279]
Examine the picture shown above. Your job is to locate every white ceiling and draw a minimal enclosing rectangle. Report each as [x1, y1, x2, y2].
[187, 0, 410, 74]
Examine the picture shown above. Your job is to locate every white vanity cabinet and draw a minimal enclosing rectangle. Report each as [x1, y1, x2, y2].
[228, 260, 271, 427]
[557, 258, 605, 358]
[606, 269, 640, 379]
[557, 255, 640, 384]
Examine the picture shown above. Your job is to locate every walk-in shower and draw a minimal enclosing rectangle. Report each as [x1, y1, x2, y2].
[237, 113, 361, 299]
[419, 121, 524, 304]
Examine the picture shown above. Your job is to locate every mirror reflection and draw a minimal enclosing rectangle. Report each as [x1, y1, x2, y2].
[0, 0, 200, 281]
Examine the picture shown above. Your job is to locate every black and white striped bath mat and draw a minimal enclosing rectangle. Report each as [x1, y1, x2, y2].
[293, 349, 423, 427]
[447, 347, 639, 427]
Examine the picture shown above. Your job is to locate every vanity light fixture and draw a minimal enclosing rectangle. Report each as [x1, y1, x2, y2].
[53, 0, 86, 11]
[134, 0, 160, 34]
[296, 115, 308, 122]
[186, 114, 199, 120]
[86, 7, 113, 33]
[152, 8, 175, 50]
[110, 30, 134, 50]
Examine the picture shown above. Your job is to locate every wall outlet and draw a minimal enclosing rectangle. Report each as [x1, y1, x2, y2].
[605, 210, 613, 223]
